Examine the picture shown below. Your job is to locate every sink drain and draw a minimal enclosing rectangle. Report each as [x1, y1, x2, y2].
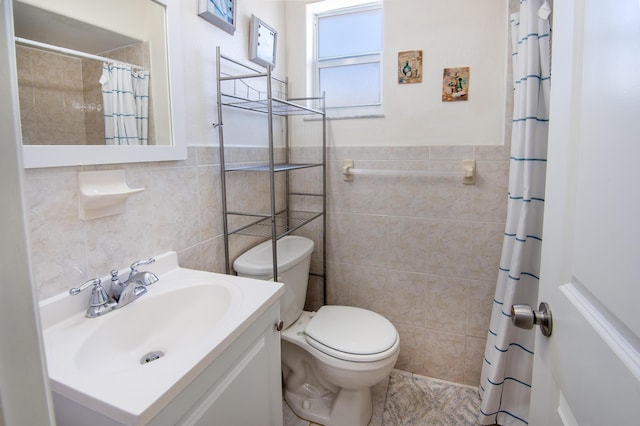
[140, 351, 165, 364]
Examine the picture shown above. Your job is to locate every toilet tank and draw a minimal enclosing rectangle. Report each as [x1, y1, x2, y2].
[233, 236, 314, 328]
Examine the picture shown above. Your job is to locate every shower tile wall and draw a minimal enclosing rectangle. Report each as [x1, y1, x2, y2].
[16, 42, 151, 146]
[16, 46, 86, 145]
[80, 54, 106, 145]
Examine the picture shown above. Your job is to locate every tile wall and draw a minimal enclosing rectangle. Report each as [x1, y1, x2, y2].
[24, 146, 284, 300]
[25, 149, 218, 299]
[290, 143, 510, 387]
[338, 146, 507, 386]
[16, 46, 86, 145]
[25, 140, 508, 388]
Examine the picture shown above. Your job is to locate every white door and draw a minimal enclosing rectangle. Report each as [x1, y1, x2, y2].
[529, 0, 640, 424]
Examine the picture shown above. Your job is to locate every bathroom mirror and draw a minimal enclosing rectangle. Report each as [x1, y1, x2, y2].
[10, 0, 186, 168]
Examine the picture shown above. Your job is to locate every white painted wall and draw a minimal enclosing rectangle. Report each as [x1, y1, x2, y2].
[285, 0, 509, 146]
[178, 0, 288, 148]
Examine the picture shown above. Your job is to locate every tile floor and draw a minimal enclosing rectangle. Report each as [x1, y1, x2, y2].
[283, 369, 481, 426]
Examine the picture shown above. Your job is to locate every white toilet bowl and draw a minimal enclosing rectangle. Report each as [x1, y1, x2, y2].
[233, 236, 400, 426]
[281, 307, 399, 426]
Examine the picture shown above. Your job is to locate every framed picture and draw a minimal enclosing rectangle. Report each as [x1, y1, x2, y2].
[398, 50, 422, 84]
[442, 67, 470, 101]
[198, 0, 236, 35]
[249, 15, 277, 69]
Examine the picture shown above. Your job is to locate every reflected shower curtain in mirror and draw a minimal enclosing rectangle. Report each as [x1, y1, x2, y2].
[100, 62, 150, 145]
[479, 0, 551, 424]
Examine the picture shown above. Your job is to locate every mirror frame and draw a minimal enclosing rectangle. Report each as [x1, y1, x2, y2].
[13, 0, 187, 168]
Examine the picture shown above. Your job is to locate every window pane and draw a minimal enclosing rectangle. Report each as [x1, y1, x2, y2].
[320, 63, 380, 108]
[318, 9, 382, 59]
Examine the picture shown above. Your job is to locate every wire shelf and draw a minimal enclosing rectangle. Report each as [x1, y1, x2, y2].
[225, 163, 323, 172]
[220, 93, 324, 116]
[228, 210, 323, 238]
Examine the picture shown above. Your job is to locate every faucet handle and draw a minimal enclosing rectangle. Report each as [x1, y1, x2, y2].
[70, 278, 115, 318]
[70, 278, 102, 296]
[129, 257, 156, 273]
[70, 278, 110, 307]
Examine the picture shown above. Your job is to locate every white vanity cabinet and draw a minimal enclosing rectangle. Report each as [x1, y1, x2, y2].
[41, 255, 284, 426]
[51, 302, 283, 426]
[150, 302, 283, 426]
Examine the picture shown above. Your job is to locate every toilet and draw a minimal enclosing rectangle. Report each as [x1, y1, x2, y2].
[234, 236, 399, 426]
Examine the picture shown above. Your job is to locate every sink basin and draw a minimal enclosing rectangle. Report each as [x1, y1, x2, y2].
[39, 252, 284, 425]
[74, 283, 233, 375]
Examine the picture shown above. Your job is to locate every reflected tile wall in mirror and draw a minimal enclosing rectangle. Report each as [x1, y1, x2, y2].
[17, 42, 152, 146]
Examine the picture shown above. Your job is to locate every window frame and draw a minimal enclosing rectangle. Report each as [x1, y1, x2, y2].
[313, 2, 384, 118]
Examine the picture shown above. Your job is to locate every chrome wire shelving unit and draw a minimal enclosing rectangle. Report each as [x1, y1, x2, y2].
[216, 47, 326, 293]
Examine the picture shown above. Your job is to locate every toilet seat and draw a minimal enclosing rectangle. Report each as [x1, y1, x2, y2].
[304, 306, 399, 362]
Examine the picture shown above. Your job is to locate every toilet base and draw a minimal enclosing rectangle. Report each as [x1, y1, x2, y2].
[281, 310, 399, 426]
[285, 385, 372, 426]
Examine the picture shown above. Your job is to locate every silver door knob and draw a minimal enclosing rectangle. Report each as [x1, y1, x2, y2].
[511, 302, 553, 337]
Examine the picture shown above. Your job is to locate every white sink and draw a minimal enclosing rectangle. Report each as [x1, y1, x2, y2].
[74, 283, 233, 376]
[39, 252, 284, 425]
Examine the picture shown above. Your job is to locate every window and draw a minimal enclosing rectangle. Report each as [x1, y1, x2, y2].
[314, 2, 383, 117]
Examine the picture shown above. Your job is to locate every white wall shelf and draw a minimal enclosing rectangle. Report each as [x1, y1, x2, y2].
[78, 169, 144, 220]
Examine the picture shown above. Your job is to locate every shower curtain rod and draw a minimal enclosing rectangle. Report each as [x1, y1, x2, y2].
[14, 37, 145, 70]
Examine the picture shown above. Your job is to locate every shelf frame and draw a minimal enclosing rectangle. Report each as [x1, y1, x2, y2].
[216, 47, 327, 304]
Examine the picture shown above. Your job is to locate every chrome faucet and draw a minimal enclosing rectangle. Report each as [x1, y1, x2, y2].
[69, 278, 116, 318]
[109, 258, 159, 309]
[69, 257, 159, 318]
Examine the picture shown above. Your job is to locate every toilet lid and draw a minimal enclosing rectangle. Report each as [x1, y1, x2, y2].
[304, 306, 398, 362]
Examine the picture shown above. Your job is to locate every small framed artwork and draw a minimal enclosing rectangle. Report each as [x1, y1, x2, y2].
[442, 67, 470, 101]
[198, 0, 236, 35]
[398, 50, 422, 84]
[249, 15, 277, 69]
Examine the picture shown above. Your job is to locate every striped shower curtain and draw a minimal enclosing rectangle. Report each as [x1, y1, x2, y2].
[100, 62, 150, 145]
[479, 0, 551, 424]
